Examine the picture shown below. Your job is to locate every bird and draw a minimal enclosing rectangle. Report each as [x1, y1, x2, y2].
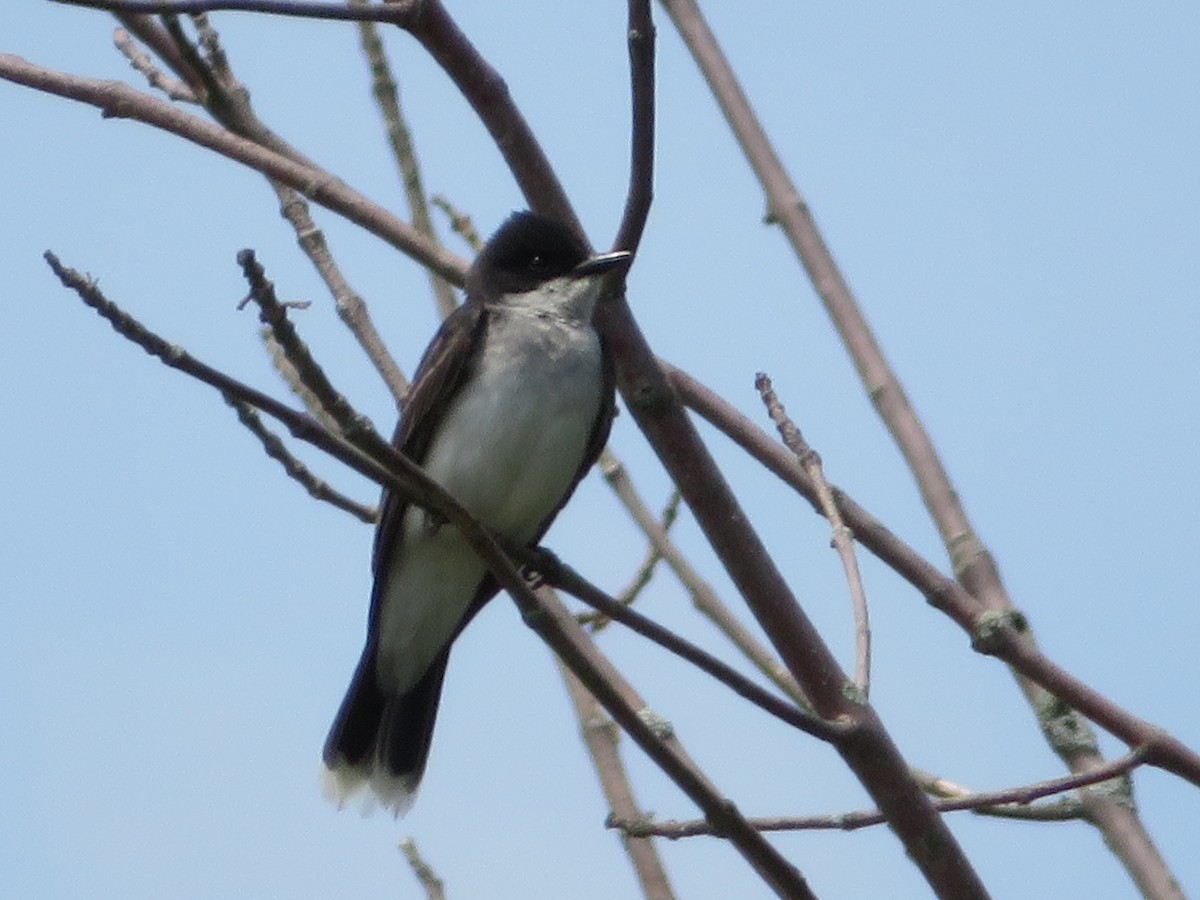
[322, 211, 632, 814]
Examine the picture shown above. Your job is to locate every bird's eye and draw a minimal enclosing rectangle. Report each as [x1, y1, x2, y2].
[528, 254, 548, 273]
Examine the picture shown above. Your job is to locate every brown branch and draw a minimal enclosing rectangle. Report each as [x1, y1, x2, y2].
[613, 0, 655, 255]
[596, 301, 988, 896]
[531, 548, 844, 744]
[612, 746, 1149, 839]
[235, 249, 393, 461]
[401, 0, 582, 237]
[274, 185, 410, 404]
[44, 251, 816, 900]
[559, 663, 678, 900]
[0, 54, 468, 285]
[113, 13, 209, 97]
[755, 373, 871, 696]
[58, 0, 402, 21]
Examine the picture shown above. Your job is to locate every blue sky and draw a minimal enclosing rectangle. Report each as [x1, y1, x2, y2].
[3, 3, 1199, 898]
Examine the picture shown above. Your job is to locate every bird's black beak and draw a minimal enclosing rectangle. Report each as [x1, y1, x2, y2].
[572, 250, 633, 279]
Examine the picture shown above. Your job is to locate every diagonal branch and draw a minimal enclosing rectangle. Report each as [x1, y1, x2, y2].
[0, 53, 468, 284]
[558, 662, 678, 900]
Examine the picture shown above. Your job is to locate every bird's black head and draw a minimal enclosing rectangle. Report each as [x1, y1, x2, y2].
[467, 211, 590, 299]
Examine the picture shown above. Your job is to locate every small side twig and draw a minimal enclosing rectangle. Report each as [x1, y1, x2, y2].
[224, 395, 377, 523]
[432, 195, 482, 252]
[585, 481, 678, 632]
[113, 27, 197, 101]
[613, 487, 679, 607]
[399, 838, 446, 900]
[597, 448, 809, 709]
[235, 249, 393, 460]
[755, 372, 871, 696]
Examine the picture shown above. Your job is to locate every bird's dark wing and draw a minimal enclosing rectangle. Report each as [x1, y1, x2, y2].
[369, 301, 487, 591]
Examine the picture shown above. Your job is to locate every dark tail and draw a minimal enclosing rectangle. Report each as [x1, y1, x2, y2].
[322, 646, 450, 816]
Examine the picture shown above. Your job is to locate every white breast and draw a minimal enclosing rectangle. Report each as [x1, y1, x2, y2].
[375, 309, 604, 692]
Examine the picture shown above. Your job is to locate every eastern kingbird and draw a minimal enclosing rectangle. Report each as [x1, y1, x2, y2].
[323, 211, 632, 814]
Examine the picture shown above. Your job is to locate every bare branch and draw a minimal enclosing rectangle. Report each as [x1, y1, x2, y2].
[431, 195, 482, 252]
[613, 0, 654, 255]
[530, 547, 844, 744]
[612, 746, 1149, 839]
[236, 248, 393, 459]
[590, 484, 677, 629]
[113, 27, 197, 101]
[657, 1, 1181, 894]
[112, 13, 209, 97]
[597, 449, 808, 709]
[225, 395, 377, 523]
[0, 54, 468, 284]
[355, 11, 458, 320]
[274, 186, 410, 404]
[559, 663, 677, 900]
[755, 373, 871, 696]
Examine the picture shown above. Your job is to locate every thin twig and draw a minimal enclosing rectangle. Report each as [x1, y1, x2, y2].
[113, 27, 197, 100]
[585, 485, 677, 632]
[235, 249, 393, 459]
[597, 449, 809, 709]
[274, 185, 410, 405]
[605, 488, 679, 621]
[611, 746, 1149, 838]
[225, 395, 377, 523]
[612, 0, 654, 255]
[260, 331, 341, 432]
[355, 9, 458, 320]
[113, 13, 209, 97]
[399, 839, 446, 900]
[432, 195, 482, 252]
[755, 373, 871, 696]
